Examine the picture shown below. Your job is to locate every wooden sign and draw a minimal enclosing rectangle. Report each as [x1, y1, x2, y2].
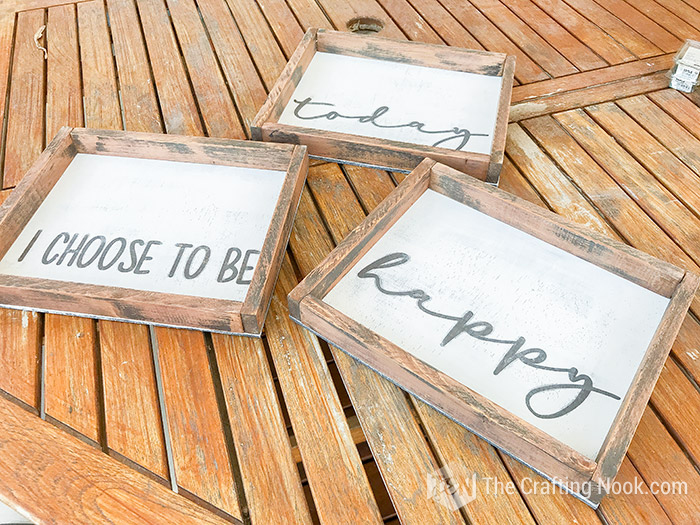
[288, 159, 699, 506]
[0, 127, 308, 335]
[252, 29, 515, 185]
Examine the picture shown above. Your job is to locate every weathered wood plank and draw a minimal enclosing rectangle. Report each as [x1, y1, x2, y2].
[154, 327, 241, 520]
[254, 0, 306, 56]
[45, 3, 82, 140]
[504, 0, 607, 70]
[402, 0, 483, 49]
[592, 0, 680, 52]
[134, 0, 202, 134]
[674, 316, 700, 385]
[510, 70, 670, 121]
[529, 0, 634, 64]
[598, 457, 672, 525]
[44, 315, 101, 444]
[467, 0, 577, 77]
[0, 12, 14, 188]
[164, 0, 244, 139]
[0, 309, 42, 411]
[512, 54, 673, 103]
[503, 455, 602, 524]
[224, 0, 289, 90]
[616, 95, 700, 179]
[648, 89, 700, 142]
[627, 408, 700, 524]
[553, 109, 700, 267]
[0, 394, 231, 525]
[105, 0, 162, 133]
[100, 322, 169, 481]
[283, 0, 331, 32]
[561, 0, 661, 58]
[372, 0, 444, 43]
[265, 256, 384, 524]
[4, 9, 45, 188]
[506, 123, 617, 235]
[414, 400, 537, 524]
[439, 0, 550, 83]
[649, 358, 700, 466]
[520, 114, 700, 315]
[623, 0, 700, 41]
[77, 0, 122, 130]
[212, 334, 313, 524]
[585, 100, 700, 220]
[196, 0, 268, 131]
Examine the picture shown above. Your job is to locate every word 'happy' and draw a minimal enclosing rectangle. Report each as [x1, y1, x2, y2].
[357, 252, 622, 420]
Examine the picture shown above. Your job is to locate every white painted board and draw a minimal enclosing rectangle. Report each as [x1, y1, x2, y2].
[0, 154, 286, 302]
[324, 189, 670, 460]
[279, 52, 503, 155]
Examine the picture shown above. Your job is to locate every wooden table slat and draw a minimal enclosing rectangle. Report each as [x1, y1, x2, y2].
[265, 256, 385, 524]
[212, 334, 314, 524]
[153, 327, 242, 520]
[592, 0, 680, 53]
[617, 94, 700, 179]
[553, 109, 700, 268]
[134, 0, 203, 135]
[46, 4, 82, 140]
[195, 0, 269, 132]
[100, 322, 170, 481]
[465, 0, 578, 77]
[528, 0, 635, 65]
[4, 9, 45, 189]
[44, 315, 102, 445]
[223, 0, 290, 90]
[623, 0, 700, 42]
[558, 0, 662, 58]
[77, 0, 123, 130]
[438, 0, 549, 83]
[627, 408, 700, 524]
[105, 0, 162, 134]
[588, 99, 700, 220]
[0, 394, 231, 525]
[504, 0, 607, 71]
[164, 0, 245, 140]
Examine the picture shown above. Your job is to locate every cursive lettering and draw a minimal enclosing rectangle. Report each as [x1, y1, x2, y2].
[291, 97, 488, 151]
[357, 252, 621, 419]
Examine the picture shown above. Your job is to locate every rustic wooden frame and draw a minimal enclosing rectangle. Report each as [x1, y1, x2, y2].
[288, 158, 699, 507]
[251, 29, 515, 185]
[0, 127, 308, 335]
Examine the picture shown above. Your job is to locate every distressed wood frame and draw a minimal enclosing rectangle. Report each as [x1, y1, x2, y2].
[0, 127, 308, 335]
[251, 29, 515, 185]
[288, 158, 699, 507]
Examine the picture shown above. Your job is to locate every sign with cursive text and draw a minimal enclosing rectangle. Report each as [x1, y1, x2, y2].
[289, 160, 697, 506]
[279, 52, 502, 155]
[323, 189, 669, 460]
[252, 29, 516, 184]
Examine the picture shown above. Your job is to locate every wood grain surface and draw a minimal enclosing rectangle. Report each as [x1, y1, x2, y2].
[0, 0, 699, 523]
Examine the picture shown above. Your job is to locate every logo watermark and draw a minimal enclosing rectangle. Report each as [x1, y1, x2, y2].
[427, 464, 687, 510]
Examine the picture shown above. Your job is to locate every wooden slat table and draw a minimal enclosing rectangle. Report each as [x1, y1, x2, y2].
[0, 0, 699, 523]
